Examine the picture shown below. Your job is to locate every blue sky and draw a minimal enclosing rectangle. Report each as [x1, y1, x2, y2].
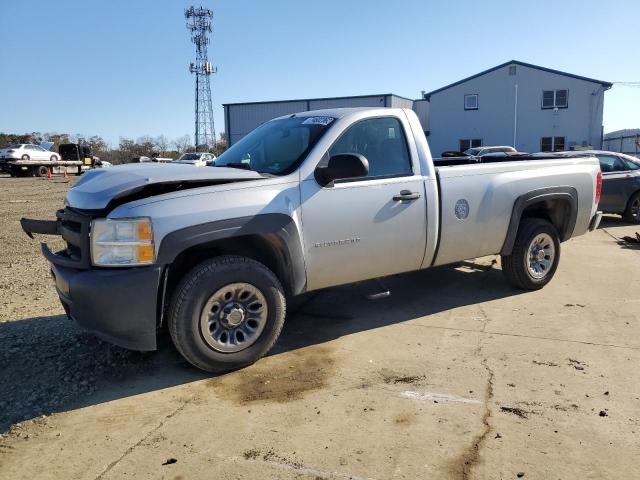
[1, 0, 638, 146]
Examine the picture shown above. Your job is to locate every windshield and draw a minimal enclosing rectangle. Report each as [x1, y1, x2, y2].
[176, 153, 201, 161]
[215, 116, 334, 175]
[464, 148, 481, 156]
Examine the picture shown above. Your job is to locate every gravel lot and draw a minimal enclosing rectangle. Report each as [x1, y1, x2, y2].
[1, 174, 639, 479]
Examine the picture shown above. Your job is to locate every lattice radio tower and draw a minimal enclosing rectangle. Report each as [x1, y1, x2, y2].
[185, 5, 216, 150]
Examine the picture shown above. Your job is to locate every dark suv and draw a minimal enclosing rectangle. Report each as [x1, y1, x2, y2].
[588, 151, 640, 223]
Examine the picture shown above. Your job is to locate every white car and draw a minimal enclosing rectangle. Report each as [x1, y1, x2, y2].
[464, 146, 517, 157]
[173, 152, 216, 167]
[1, 144, 60, 162]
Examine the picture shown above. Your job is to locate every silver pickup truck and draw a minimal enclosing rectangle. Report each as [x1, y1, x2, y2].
[21, 108, 603, 372]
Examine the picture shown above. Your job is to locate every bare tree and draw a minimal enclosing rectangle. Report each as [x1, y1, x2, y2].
[155, 135, 170, 156]
[172, 134, 191, 153]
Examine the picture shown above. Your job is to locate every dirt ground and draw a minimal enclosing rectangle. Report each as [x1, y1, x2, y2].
[0, 174, 639, 479]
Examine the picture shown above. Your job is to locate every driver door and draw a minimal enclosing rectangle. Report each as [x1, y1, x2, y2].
[300, 116, 427, 291]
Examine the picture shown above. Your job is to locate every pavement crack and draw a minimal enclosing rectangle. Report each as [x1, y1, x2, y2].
[460, 356, 494, 480]
[459, 306, 494, 480]
[94, 399, 190, 480]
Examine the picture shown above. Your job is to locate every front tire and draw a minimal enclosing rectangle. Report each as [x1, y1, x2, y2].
[168, 255, 286, 373]
[622, 192, 640, 224]
[501, 218, 560, 290]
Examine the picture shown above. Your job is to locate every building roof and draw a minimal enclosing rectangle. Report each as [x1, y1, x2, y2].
[604, 129, 640, 138]
[223, 93, 413, 107]
[425, 60, 613, 98]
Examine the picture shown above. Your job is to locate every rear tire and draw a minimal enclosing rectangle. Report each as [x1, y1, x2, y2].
[36, 165, 49, 177]
[50, 155, 57, 162]
[622, 192, 640, 224]
[501, 218, 560, 290]
[168, 255, 286, 373]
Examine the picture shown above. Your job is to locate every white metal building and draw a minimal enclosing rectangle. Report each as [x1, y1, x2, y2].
[223, 94, 414, 146]
[424, 60, 612, 156]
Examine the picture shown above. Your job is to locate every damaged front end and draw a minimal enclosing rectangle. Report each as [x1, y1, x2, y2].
[21, 207, 162, 351]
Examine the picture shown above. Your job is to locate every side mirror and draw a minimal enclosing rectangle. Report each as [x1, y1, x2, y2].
[314, 154, 369, 187]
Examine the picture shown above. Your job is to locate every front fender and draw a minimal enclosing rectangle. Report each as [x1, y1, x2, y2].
[156, 213, 307, 295]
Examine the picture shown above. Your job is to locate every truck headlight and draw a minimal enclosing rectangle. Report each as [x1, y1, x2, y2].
[91, 218, 155, 266]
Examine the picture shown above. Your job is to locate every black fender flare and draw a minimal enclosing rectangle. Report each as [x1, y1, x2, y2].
[156, 213, 307, 295]
[500, 186, 578, 256]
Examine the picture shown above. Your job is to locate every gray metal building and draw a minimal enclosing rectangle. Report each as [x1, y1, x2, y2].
[424, 60, 612, 156]
[223, 94, 414, 146]
[603, 129, 640, 158]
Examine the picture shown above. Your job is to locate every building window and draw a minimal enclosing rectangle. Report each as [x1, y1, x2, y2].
[460, 139, 482, 151]
[541, 136, 566, 152]
[464, 94, 478, 110]
[509, 65, 517, 76]
[542, 89, 568, 109]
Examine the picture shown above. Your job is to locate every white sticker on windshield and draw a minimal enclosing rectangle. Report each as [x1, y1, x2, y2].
[302, 116, 335, 126]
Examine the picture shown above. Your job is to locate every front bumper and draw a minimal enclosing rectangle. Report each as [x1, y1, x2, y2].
[51, 264, 162, 351]
[589, 211, 603, 231]
[22, 211, 163, 351]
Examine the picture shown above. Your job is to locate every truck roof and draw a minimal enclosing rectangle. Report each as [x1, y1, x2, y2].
[273, 107, 400, 121]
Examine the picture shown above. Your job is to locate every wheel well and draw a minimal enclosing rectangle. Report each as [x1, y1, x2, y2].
[624, 189, 640, 212]
[163, 234, 294, 318]
[521, 198, 572, 239]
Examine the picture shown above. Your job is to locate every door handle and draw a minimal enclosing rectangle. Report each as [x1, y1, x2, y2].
[393, 190, 421, 201]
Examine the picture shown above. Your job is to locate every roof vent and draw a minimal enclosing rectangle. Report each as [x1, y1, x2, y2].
[509, 65, 517, 76]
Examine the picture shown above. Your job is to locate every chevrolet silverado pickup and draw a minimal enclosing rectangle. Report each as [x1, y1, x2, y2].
[21, 108, 603, 372]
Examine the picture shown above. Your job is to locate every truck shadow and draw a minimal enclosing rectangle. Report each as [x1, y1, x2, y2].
[0, 260, 520, 432]
[597, 216, 640, 250]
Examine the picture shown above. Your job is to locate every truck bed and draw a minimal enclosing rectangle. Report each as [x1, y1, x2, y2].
[431, 155, 600, 266]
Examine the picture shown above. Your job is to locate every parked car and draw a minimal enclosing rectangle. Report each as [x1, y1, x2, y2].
[131, 156, 152, 163]
[21, 108, 602, 372]
[173, 152, 216, 166]
[464, 146, 518, 157]
[583, 151, 640, 223]
[1, 144, 60, 162]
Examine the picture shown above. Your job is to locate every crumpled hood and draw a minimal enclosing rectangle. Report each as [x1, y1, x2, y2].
[66, 163, 265, 210]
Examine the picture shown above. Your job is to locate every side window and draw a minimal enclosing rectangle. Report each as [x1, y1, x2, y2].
[328, 117, 412, 179]
[597, 155, 627, 173]
[625, 159, 640, 170]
